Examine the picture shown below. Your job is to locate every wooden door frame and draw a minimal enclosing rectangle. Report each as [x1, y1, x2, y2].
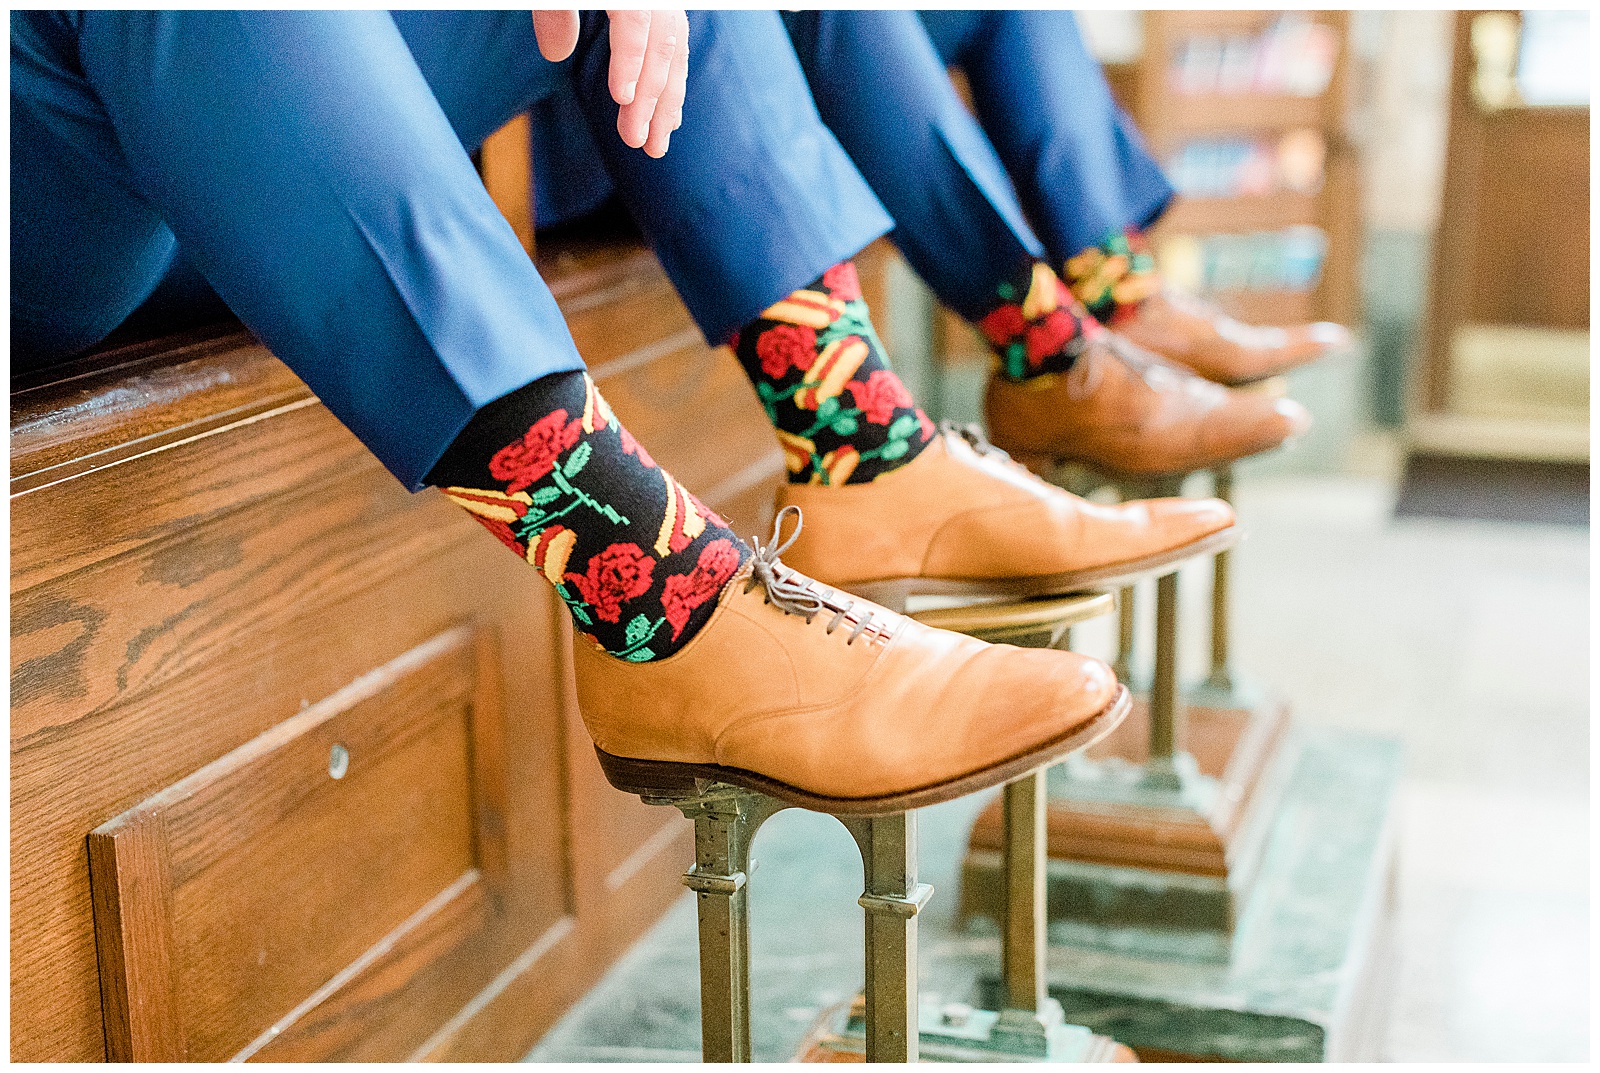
[1417, 10, 1590, 417]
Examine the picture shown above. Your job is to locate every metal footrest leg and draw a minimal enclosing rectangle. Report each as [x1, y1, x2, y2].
[921, 768, 1103, 1060]
[1142, 567, 1210, 803]
[992, 769, 1070, 1054]
[999, 772, 1049, 1008]
[1114, 584, 1137, 683]
[842, 812, 933, 1063]
[1145, 570, 1180, 783]
[1190, 463, 1264, 711]
[1208, 465, 1234, 693]
[667, 785, 786, 1062]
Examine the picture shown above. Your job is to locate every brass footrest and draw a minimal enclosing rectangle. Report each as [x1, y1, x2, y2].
[627, 591, 1131, 1062]
[906, 591, 1114, 647]
[794, 994, 1138, 1062]
[625, 779, 925, 1063]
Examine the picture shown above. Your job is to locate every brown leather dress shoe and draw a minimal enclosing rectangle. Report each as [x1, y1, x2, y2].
[985, 332, 1311, 480]
[775, 424, 1238, 607]
[582, 509, 1129, 815]
[1116, 289, 1352, 386]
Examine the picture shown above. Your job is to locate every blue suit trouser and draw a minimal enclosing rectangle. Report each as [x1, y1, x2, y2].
[531, 10, 1055, 325]
[773, 9, 1175, 318]
[529, 10, 1175, 323]
[527, 10, 1173, 325]
[526, 9, 1162, 326]
[10, 10, 890, 489]
[778, 9, 1049, 324]
[918, 9, 1175, 262]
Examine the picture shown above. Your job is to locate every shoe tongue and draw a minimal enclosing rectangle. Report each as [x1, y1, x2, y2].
[940, 420, 999, 456]
[943, 421, 1044, 486]
[1065, 343, 1106, 400]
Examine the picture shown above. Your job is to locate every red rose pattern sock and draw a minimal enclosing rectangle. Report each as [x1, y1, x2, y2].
[730, 261, 935, 485]
[977, 260, 1104, 383]
[425, 370, 751, 662]
[1063, 227, 1161, 326]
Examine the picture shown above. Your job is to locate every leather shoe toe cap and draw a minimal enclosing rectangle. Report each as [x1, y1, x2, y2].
[1272, 397, 1313, 440]
[1147, 495, 1235, 542]
[1306, 322, 1353, 351]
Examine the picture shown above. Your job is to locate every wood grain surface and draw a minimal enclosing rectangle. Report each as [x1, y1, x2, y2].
[9, 232, 845, 1060]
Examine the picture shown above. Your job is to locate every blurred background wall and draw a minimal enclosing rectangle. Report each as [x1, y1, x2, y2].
[909, 9, 1588, 523]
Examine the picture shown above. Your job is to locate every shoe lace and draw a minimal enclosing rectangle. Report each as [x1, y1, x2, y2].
[941, 419, 1002, 456]
[1083, 332, 1213, 400]
[745, 506, 891, 645]
[939, 420, 1039, 477]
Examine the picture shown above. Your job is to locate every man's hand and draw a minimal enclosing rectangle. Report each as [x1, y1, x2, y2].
[531, 11, 580, 62]
[532, 10, 689, 159]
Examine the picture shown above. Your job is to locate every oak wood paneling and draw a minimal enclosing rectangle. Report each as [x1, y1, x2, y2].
[12, 237, 781, 1061]
[9, 325, 311, 487]
[11, 412, 570, 1061]
[89, 627, 509, 1061]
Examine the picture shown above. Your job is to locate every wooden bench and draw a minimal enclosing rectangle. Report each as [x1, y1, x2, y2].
[10, 227, 884, 1060]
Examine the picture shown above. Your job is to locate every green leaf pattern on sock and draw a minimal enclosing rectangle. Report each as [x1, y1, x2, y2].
[435, 372, 750, 661]
[734, 262, 934, 486]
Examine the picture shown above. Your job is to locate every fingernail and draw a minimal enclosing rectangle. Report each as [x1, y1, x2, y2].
[619, 80, 636, 103]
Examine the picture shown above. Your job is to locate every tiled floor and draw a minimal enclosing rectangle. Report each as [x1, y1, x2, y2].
[1221, 475, 1589, 1063]
[528, 469, 1590, 1062]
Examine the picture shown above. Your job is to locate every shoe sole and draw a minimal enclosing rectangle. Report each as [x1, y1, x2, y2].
[1212, 369, 1295, 389]
[1197, 354, 1333, 389]
[843, 524, 1241, 611]
[595, 685, 1131, 816]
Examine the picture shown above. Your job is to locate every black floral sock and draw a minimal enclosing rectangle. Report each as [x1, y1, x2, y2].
[730, 261, 935, 485]
[425, 370, 751, 662]
[1063, 227, 1161, 326]
[976, 260, 1103, 383]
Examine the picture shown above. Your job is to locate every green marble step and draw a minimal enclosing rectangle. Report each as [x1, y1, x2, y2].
[975, 727, 1403, 1062]
[961, 730, 1299, 951]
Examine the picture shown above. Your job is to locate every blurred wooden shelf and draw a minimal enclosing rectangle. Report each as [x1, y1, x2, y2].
[1156, 191, 1321, 233]
[1147, 93, 1326, 144]
[1200, 288, 1318, 325]
[1127, 11, 1359, 327]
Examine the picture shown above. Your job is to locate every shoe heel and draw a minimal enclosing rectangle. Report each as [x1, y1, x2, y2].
[595, 747, 705, 801]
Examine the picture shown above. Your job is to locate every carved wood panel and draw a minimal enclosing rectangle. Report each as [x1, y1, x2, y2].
[10, 240, 790, 1061]
[89, 625, 511, 1061]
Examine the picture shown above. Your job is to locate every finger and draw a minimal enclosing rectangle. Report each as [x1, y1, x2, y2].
[606, 9, 652, 105]
[642, 14, 689, 157]
[617, 11, 679, 150]
[531, 10, 580, 63]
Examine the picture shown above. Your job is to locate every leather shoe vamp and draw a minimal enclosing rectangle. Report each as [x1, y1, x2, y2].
[572, 573, 890, 766]
[712, 623, 1117, 800]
